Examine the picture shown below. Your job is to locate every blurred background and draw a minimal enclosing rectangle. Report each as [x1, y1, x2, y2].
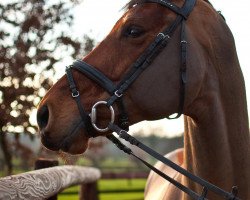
[0, 0, 249, 199]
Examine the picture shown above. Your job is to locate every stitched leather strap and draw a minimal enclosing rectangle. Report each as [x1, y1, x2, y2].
[167, 20, 187, 119]
[106, 134, 204, 200]
[73, 60, 116, 94]
[147, 0, 188, 18]
[107, 123, 241, 200]
[66, 67, 95, 137]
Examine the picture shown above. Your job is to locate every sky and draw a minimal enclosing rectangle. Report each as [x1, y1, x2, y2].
[68, 0, 250, 137]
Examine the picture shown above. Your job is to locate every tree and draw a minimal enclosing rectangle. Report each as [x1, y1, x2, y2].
[0, 0, 94, 175]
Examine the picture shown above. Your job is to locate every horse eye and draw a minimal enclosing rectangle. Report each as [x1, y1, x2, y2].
[124, 26, 144, 38]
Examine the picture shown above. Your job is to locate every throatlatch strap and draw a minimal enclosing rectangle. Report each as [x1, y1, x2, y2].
[167, 20, 187, 119]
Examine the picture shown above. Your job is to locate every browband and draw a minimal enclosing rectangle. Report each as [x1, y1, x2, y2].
[73, 60, 116, 94]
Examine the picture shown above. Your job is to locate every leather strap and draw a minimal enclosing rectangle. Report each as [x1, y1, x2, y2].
[107, 123, 241, 200]
[167, 20, 187, 119]
[66, 67, 95, 137]
[147, 0, 189, 19]
[73, 60, 116, 94]
[147, 0, 196, 19]
[106, 134, 204, 200]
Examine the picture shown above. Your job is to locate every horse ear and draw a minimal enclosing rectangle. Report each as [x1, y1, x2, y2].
[217, 11, 226, 21]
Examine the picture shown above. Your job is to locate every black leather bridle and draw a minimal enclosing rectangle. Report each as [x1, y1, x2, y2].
[66, 0, 193, 136]
[65, 0, 240, 199]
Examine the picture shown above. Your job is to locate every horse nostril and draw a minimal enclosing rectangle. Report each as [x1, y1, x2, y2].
[37, 105, 49, 130]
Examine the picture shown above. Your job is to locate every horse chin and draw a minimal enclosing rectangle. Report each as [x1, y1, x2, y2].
[61, 141, 89, 155]
[61, 133, 89, 155]
[40, 127, 90, 155]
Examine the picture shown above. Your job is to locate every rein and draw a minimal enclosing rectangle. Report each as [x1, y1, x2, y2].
[107, 123, 240, 200]
[65, 0, 241, 199]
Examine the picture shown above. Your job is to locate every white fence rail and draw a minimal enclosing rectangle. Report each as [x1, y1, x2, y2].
[0, 166, 101, 200]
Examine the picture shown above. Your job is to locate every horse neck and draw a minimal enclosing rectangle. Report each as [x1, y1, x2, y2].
[182, 37, 250, 199]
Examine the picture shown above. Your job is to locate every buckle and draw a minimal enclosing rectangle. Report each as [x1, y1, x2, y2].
[181, 40, 187, 44]
[114, 90, 123, 98]
[72, 90, 79, 98]
[90, 101, 115, 132]
[157, 32, 170, 39]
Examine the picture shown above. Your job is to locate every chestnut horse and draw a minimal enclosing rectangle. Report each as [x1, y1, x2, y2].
[37, 0, 250, 199]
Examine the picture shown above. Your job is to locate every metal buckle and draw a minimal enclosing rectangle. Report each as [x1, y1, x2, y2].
[90, 101, 115, 132]
[72, 90, 79, 98]
[157, 32, 170, 39]
[114, 90, 123, 98]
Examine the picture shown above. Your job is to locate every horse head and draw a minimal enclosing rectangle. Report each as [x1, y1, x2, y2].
[37, 0, 198, 154]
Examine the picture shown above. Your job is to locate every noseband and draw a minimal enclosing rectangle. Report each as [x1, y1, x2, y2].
[65, 0, 240, 199]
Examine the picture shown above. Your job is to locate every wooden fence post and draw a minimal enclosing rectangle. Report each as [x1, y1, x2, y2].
[35, 158, 59, 200]
[79, 182, 99, 200]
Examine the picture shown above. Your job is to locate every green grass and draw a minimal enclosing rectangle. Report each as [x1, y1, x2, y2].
[99, 179, 146, 192]
[58, 193, 143, 200]
[58, 179, 146, 200]
[58, 194, 79, 200]
[100, 192, 144, 200]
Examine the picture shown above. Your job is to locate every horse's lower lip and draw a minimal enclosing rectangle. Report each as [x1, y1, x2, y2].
[40, 121, 83, 152]
[41, 135, 73, 152]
